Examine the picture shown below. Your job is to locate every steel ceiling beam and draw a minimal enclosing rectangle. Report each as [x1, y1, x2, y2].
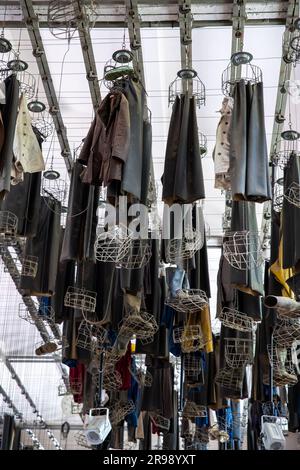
[19, 0, 73, 174]
[75, 0, 101, 110]
[0, 2, 290, 28]
[0, 346, 62, 449]
[0, 243, 70, 390]
[125, 0, 145, 86]
[260, 0, 299, 247]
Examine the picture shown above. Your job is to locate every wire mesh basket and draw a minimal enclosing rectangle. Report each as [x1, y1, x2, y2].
[42, 177, 68, 204]
[271, 148, 298, 170]
[57, 380, 71, 397]
[0, 67, 36, 100]
[118, 238, 152, 270]
[30, 110, 54, 140]
[166, 229, 204, 264]
[173, 325, 202, 343]
[267, 344, 298, 386]
[21, 256, 38, 278]
[224, 338, 254, 368]
[223, 230, 264, 270]
[183, 353, 202, 375]
[102, 368, 123, 391]
[47, 0, 98, 40]
[274, 178, 284, 213]
[76, 320, 107, 352]
[182, 401, 207, 419]
[173, 325, 206, 352]
[284, 182, 300, 208]
[94, 226, 131, 263]
[109, 400, 135, 426]
[165, 289, 209, 314]
[273, 317, 300, 347]
[168, 68, 206, 108]
[118, 310, 158, 340]
[64, 286, 97, 312]
[199, 131, 208, 158]
[222, 60, 262, 97]
[0, 211, 18, 237]
[218, 307, 254, 332]
[74, 431, 92, 449]
[214, 367, 244, 393]
[149, 412, 170, 431]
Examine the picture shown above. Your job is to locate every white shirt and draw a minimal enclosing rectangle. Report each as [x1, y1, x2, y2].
[213, 96, 234, 189]
[13, 94, 45, 174]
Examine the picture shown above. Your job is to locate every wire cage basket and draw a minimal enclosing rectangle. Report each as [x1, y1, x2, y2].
[267, 345, 297, 386]
[199, 131, 208, 158]
[109, 400, 135, 426]
[168, 68, 206, 108]
[21, 255, 38, 278]
[119, 238, 152, 270]
[183, 353, 203, 375]
[218, 307, 254, 332]
[102, 48, 136, 90]
[47, 0, 98, 40]
[223, 230, 264, 270]
[166, 228, 204, 264]
[30, 110, 54, 140]
[74, 431, 92, 449]
[0, 66, 36, 100]
[64, 286, 97, 312]
[165, 289, 209, 314]
[273, 317, 300, 347]
[118, 309, 159, 340]
[57, 379, 71, 397]
[42, 177, 68, 204]
[76, 320, 107, 352]
[271, 147, 299, 171]
[102, 368, 123, 392]
[274, 178, 284, 213]
[0, 211, 18, 237]
[182, 401, 207, 419]
[284, 182, 300, 208]
[173, 325, 206, 353]
[221, 52, 262, 97]
[214, 366, 244, 393]
[224, 337, 254, 368]
[149, 412, 171, 431]
[94, 225, 131, 263]
[18, 301, 55, 326]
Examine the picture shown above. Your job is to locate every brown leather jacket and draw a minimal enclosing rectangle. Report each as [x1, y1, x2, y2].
[78, 89, 130, 186]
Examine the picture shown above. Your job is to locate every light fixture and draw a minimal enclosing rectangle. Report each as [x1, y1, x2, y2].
[177, 68, 197, 79]
[281, 129, 300, 141]
[27, 99, 46, 113]
[231, 51, 253, 66]
[112, 49, 133, 64]
[7, 58, 28, 72]
[43, 169, 60, 180]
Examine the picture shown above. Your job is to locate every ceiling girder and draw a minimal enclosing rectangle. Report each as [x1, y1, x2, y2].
[19, 0, 73, 174]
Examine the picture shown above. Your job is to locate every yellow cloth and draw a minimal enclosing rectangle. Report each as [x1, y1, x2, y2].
[270, 237, 295, 298]
[183, 306, 214, 354]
